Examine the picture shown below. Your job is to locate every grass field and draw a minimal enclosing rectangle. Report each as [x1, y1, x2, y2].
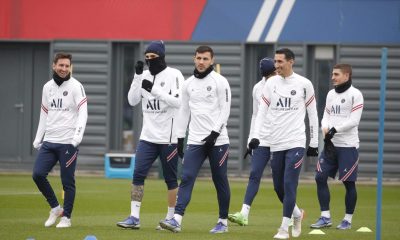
[0, 174, 398, 240]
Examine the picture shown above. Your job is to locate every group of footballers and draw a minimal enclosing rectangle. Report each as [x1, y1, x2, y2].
[31, 40, 363, 239]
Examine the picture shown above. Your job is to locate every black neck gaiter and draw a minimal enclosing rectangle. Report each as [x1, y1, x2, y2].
[53, 72, 71, 86]
[194, 65, 214, 79]
[146, 57, 167, 75]
[335, 79, 352, 93]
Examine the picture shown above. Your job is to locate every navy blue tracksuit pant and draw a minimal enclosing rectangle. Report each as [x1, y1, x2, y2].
[175, 144, 230, 219]
[243, 146, 270, 206]
[270, 147, 304, 218]
[32, 141, 78, 218]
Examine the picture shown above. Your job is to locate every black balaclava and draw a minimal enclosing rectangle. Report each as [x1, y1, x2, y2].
[335, 79, 352, 93]
[194, 65, 214, 79]
[145, 57, 167, 76]
[53, 72, 71, 86]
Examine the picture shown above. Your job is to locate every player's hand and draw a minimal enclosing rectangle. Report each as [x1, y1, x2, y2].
[135, 61, 144, 75]
[325, 127, 337, 141]
[243, 148, 252, 159]
[177, 138, 185, 158]
[248, 138, 260, 150]
[306, 146, 319, 157]
[141, 79, 153, 92]
[324, 138, 337, 160]
[201, 131, 220, 150]
[33, 141, 42, 150]
[71, 140, 79, 148]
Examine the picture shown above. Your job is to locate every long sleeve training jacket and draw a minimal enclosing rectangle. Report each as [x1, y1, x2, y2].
[128, 67, 184, 144]
[176, 71, 231, 146]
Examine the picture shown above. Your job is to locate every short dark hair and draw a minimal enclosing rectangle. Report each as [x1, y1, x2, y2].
[195, 45, 214, 58]
[275, 48, 295, 61]
[333, 63, 352, 79]
[53, 52, 72, 64]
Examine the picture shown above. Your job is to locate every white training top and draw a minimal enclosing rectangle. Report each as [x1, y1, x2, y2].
[33, 77, 88, 147]
[254, 72, 319, 152]
[176, 70, 231, 145]
[321, 85, 364, 148]
[248, 77, 271, 147]
[127, 67, 184, 144]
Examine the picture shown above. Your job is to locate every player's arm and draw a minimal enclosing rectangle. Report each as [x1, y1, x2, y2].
[151, 71, 184, 108]
[175, 80, 190, 138]
[71, 83, 88, 147]
[334, 92, 364, 132]
[127, 72, 143, 107]
[321, 91, 332, 137]
[212, 77, 231, 133]
[253, 82, 270, 139]
[33, 85, 48, 149]
[305, 81, 319, 148]
[248, 84, 259, 143]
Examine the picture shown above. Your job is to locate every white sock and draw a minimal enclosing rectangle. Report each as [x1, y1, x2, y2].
[292, 205, 302, 218]
[281, 217, 291, 231]
[51, 205, 61, 212]
[166, 207, 175, 220]
[321, 210, 331, 218]
[130, 201, 141, 218]
[240, 204, 250, 218]
[174, 214, 183, 225]
[218, 218, 228, 226]
[344, 214, 353, 223]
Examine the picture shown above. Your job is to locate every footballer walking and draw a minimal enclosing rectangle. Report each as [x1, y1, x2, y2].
[311, 63, 364, 230]
[252, 48, 319, 239]
[32, 52, 88, 228]
[117, 41, 184, 230]
[160, 45, 232, 233]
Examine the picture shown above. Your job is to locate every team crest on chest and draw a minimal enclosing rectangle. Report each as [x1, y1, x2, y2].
[341, 99, 345, 103]
[207, 86, 212, 91]
[291, 90, 296, 95]
[160, 82, 165, 87]
[63, 91, 68, 96]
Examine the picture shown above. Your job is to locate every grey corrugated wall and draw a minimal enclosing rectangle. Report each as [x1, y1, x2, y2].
[52, 40, 111, 165]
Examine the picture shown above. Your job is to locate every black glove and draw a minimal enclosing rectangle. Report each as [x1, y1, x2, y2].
[201, 131, 220, 150]
[325, 127, 337, 141]
[243, 148, 252, 159]
[141, 79, 153, 92]
[177, 138, 185, 158]
[306, 147, 319, 157]
[324, 138, 337, 160]
[135, 61, 144, 74]
[248, 138, 260, 150]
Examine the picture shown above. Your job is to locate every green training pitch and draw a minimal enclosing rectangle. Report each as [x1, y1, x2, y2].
[0, 174, 398, 240]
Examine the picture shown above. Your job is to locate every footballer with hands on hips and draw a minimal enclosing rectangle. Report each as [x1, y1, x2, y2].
[32, 52, 88, 228]
[117, 40, 185, 230]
